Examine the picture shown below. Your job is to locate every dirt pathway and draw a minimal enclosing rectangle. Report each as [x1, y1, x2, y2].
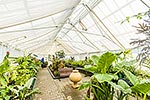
[34, 68, 66, 100]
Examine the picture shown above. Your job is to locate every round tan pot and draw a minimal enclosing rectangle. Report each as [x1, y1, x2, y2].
[69, 70, 82, 89]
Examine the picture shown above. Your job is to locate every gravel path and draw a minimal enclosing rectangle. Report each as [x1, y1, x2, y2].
[34, 68, 66, 100]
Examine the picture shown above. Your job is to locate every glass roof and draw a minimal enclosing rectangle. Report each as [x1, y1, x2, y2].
[0, 0, 149, 55]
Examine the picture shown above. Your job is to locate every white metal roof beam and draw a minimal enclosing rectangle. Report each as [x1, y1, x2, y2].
[65, 35, 85, 52]
[27, 41, 52, 52]
[0, 7, 76, 29]
[102, 0, 136, 20]
[0, 26, 60, 34]
[70, 23, 101, 51]
[84, 4, 126, 50]
[62, 27, 103, 36]
[15, 28, 57, 45]
[55, 40, 73, 54]
[56, 0, 103, 39]
[19, 39, 51, 50]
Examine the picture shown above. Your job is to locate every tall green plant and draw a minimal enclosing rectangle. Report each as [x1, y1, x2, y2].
[79, 52, 117, 100]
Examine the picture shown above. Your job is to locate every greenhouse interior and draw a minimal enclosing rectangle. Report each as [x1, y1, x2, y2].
[0, 0, 150, 100]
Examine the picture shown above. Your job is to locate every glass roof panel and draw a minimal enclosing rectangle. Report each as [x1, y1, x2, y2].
[0, 0, 149, 55]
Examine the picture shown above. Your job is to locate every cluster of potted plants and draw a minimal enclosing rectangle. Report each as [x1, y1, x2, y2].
[48, 50, 93, 78]
[48, 55, 66, 78]
[0, 53, 41, 100]
[48, 50, 74, 79]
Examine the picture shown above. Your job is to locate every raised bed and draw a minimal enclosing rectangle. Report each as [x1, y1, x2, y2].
[66, 64, 93, 76]
[47, 67, 60, 79]
[30, 77, 37, 100]
[76, 67, 93, 76]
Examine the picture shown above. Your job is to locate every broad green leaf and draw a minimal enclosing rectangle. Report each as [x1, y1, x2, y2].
[94, 74, 118, 83]
[0, 77, 7, 86]
[98, 52, 116, 73]
[131, 82, 150, 94]
[123, 70, 140, 85]
[148, 92, 150, 96]
[24, 77, 35, 89]
[78, 82, 90, 90]
[4, 95, 10, 100]
[0, 59, 10, 75]
[17, 86, 24, 90]
[9, 86, 19, 96]
[25, 88, 39, 97]
[109, 81, 131, 94]
[108, 81, 124, 91]
[118, 80, 132, 93]
[118, 80, 130, 89]
[91, 55, 99, 65]
[84, 65, 97, 73]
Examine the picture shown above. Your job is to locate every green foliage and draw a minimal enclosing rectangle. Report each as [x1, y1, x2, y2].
[121, 10, 149, 24]
[49, 55, 65, 77]
[132, 83, 150, 94]
[11, 77, 39, 100]
[0, 58, 10, 75]
[84, 65, 97, 73]
[94, 74, 118, 83]
[91, 55, 99, 64]
[84, 52, 116, 74]
[98, 52, 116, 73]
[0, 54, 41, 99]
[79, 51, 150, 100]
[118, 80, 130, 90]
[123, 69, 150, 100]
[79, 52, 117, 100]
[123, 70, 140, 86]
[78, 82, 90, 90]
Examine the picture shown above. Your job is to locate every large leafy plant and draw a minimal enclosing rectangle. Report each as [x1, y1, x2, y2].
[84, 52, 116, 74]
[79, 52, 118, 100]
[0, 54, 41, 100]
[79, 51, 149, 100]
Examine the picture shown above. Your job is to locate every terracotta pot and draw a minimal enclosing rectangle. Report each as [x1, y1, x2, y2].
[69, 70, 82, 88]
